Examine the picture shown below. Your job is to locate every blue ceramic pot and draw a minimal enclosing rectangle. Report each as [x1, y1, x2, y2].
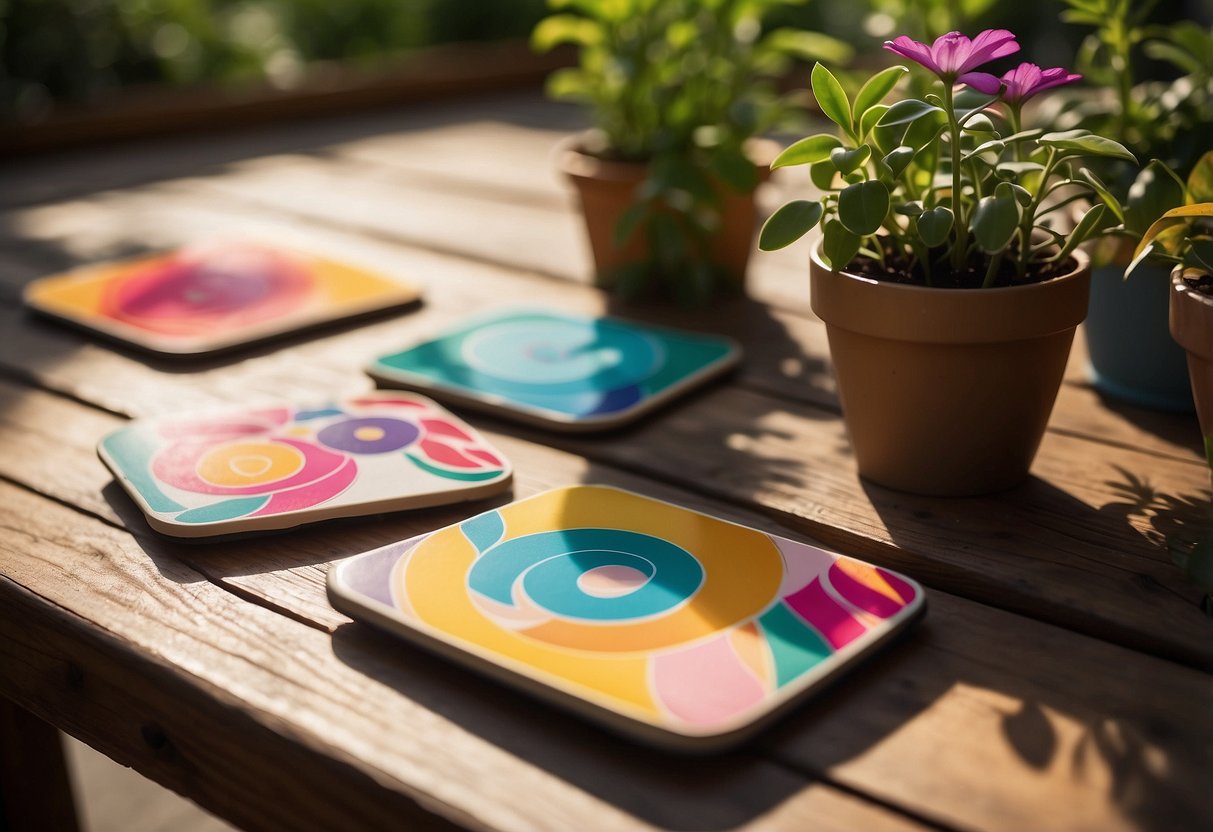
[1084, 259, 1195, 412]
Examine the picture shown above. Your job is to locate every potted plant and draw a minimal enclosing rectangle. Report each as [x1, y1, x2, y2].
[1126, 154, 1213, 449]
[1054, 0, 1213, 410]
[760, 29, 1136, 495]
[532, 0, 850, 306]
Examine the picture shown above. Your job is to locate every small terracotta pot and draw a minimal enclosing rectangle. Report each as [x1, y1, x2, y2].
[1168, 268, 1213, 455]
[557, 137, 777, 292]
[810, 248, 1091, 496]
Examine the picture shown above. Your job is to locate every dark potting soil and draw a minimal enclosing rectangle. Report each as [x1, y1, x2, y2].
[846, 241, 1077, 289]
[1185, 273, 1213, 297]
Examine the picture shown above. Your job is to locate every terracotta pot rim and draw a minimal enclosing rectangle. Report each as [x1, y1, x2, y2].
[809, 245, 1089, 297]
[810, 244, 1091, 344]
[554, 132, 781, 182]
[1171, 266, 1213, 307]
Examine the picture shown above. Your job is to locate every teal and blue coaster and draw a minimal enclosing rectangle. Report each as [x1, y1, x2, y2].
[366, 309, 741, 430]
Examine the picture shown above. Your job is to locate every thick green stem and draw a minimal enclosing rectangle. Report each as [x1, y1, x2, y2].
[1018, 147, 1060, 280]
[982, 251, 1004, 289]
[943, 83, 967, 272]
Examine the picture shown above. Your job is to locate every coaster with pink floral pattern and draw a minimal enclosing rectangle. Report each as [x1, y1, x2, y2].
[98, 392, 511, 538]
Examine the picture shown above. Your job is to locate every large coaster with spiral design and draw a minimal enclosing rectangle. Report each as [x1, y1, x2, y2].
[366, 309, 741, 431]
[328, 486, 926, 751]
[99, 392, 511, 538]
[24, 241, 420, 355]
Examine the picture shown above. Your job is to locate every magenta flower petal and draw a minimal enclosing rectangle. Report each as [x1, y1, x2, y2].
[958, 71, 1003, 94]
[885, 29, 1020, 83]
[962, 29, 1020, 72]
[884, 35, 941, 74]
[1000, 62, 1082, 103]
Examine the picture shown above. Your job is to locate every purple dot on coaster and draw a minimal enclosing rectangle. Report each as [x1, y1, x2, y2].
[317, 417, 419, 454]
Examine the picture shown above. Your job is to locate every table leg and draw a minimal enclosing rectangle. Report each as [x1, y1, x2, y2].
[0, 697, 80, 832]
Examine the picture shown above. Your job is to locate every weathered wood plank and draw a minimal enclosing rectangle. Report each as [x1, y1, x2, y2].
[0, 481, 930, 832]
[3, 470, 1210, 832]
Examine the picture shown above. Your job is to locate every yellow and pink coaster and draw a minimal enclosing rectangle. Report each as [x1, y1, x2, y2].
[24, 241, 420, 355]
[328, 486, 925, 751]
[99, 392, 511, 538]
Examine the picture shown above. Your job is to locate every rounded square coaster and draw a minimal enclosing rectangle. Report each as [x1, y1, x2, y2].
[328, 485, 925, 751]
[366, 308, 741, 431]
[24, 241, 421, 356]
[99, 392, 512, 538]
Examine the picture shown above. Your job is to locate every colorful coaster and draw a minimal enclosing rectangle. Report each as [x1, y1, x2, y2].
[99, 393, 511, 538]
[24, 242, 421, 355]
[327, 486, 925, 750]
[366, 309, 740, 430]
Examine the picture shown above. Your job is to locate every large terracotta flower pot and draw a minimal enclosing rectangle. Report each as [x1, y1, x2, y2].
[1168, 268, 1213, 457]
[1084, 241, 1194, 411]
[810, 249, 1092, 496]
[557, 138, 776, 294]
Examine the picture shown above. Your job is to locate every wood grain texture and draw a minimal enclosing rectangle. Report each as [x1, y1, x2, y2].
[0, 481, 927, 832]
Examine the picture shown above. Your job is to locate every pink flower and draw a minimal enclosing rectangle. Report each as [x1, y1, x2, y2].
[884, 29, 1020, 92]
[999, 62, 1082, 103]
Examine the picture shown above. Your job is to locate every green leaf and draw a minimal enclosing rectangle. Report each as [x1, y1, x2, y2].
[900, 111, 948, 151]
[763, 29, 854, 64]
[821, 220, 861, 271]
[877, 99, 944, 128]
[1188, 240, 1213, 273]
[614, 203, 647, 247]
[884, 146, 915, 178]
[545, 68, 591, 101]
[771, 134, 842, 169]
[896, 200, 924, 216]
[1133, 204, 1213, 264]
[1053, 204, 1106, 262]
[859, 105, 890, 140]
[1040, 130, 1137, 163]
[853, 66, 908, 123]
[531, 15, 602, 52]
[963, 114, 997, 134]
[972, 194, 1021, 254]
[830, 145, 870, 175]
[709, 146, 758, 193]
[810, 161, 837, 190]
[1187, 151, 1213, 204]
[838, 181, 890, 236]
[1125, 160, 1187, 236]
[759, 201, 824, 251]
[812, 63, 853, 136]
[964, 139, 1004, 162]
[1076, 167, 1125, 224]
[917, 206, 954, 247]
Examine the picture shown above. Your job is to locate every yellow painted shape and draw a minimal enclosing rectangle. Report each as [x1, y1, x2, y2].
[197, 441, 303, 487]
[27, 256, 175, 317]
[308, 258, 417, 305]
[398, 487, 786, 716]
[399, 519, 657, 714]
[730, 622, 772, 688]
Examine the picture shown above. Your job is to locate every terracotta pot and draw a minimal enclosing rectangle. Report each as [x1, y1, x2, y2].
[810, 249, 1091, 496]
[557, 137, 777, 292]
[1168, 268, 1213, 456]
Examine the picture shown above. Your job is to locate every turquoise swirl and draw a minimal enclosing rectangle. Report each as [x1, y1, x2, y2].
[467, 528, 703, 622]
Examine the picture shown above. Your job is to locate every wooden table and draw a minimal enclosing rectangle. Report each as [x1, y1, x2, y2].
[1, 90, 1210, 832]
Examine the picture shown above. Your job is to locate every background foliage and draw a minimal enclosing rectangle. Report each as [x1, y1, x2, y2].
[2, 0, 1209, 125]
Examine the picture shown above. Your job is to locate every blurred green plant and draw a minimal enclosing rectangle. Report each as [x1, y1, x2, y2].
[1057, 0, 1212, 179]
[533, 0, 851, 305]
[0, 0, 546, 123]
